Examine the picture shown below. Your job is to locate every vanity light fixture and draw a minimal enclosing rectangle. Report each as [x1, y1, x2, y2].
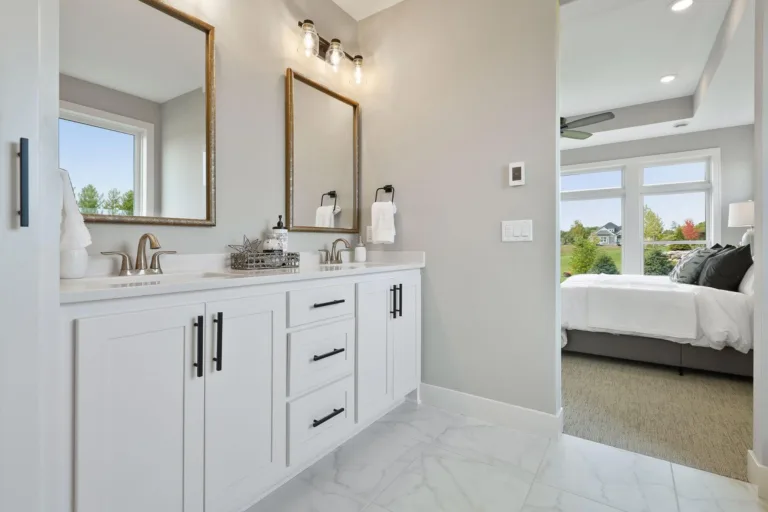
[299, 19, 320, 58]
[296, 20, 365, 83]
[325, 39, 345, 72]
[670, 0, 694, 12]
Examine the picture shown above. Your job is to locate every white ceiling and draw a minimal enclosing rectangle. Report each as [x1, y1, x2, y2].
[60, 0, 206, 104]
[330, 0, 407, 21]
[561, 0, 755, 149]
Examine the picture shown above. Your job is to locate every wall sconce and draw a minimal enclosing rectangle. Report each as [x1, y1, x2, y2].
[297, 20, 365, 84]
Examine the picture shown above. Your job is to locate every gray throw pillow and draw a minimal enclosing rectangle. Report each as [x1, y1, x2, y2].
[669, 245, 722, 284]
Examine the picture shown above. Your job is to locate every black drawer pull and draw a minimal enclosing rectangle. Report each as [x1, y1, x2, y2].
[313, 348, 345, 362]
[391, 286, 397, 319]
[312, 408, 345, 428]
[313, 299, 345, 309]
[193, 316, 204, 378]
[397, 284, 403, 318]
[213, 312, 223, 371]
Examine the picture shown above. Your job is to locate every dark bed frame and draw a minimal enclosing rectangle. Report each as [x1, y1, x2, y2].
[564, 330, 753, 377]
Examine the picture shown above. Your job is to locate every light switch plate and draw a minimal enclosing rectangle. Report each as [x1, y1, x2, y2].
[501, 220, 533, 242]
[509, 162, 526, 187]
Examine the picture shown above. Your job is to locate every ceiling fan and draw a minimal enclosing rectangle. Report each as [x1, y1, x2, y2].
[561, 112, 615, 140]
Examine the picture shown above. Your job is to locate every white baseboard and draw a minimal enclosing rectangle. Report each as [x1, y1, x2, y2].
[420, 383, 563, 438]
[748, 450, 768, 499]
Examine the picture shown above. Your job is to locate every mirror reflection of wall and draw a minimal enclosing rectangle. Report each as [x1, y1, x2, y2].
[59, 0, 212, 224]
[287, 70, 359, 233]
[293, 80, 355, 229]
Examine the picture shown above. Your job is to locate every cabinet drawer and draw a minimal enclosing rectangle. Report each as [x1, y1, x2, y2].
[288, 285, 355, 327]
[288, 320, 355, 398]
[287, 377, 353, 467]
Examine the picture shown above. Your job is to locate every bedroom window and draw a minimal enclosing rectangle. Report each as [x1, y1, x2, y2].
[561, 149, 720, 277]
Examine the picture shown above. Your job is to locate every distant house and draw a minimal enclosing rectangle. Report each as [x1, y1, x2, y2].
[595, 222, 622, 246]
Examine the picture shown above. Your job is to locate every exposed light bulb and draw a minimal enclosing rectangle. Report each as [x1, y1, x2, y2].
[299, 20, 319, 58]
[353, 56, 363, 85]
[670, 0, 693, 12]
[325, 39, 344, 73]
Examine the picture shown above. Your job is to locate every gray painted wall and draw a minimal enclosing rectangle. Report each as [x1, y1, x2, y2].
[359, 0, 561, 414]
[83, 0, 360, 255]
[59, 73, 164, 213]
[161, 88, 206, 219]
[562, 125, 755, 246]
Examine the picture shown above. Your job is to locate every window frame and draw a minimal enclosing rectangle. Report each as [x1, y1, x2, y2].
[58, 100, 155, 216]
[561, 148, 721, 275]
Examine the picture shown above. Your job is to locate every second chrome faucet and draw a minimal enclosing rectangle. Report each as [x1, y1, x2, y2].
[102, 233, 176, 276]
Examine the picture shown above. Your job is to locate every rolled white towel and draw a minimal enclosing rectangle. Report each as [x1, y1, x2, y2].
[60, 169, 92, 251]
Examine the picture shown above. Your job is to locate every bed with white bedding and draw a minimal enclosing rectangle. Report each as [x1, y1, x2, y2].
[561, 274, 754, 376]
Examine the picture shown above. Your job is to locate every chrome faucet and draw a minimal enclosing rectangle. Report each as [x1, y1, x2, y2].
[330, 238, 352, 264]
[102, 233, 176, 276]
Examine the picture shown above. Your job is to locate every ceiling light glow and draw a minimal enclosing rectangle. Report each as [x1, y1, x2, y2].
[670, 0, 693, 12]
[660, 75, 677, 84]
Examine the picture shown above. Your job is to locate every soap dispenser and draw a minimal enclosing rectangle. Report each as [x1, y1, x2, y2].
[355, 236, 367, 263]
[273, 215, 288, 253]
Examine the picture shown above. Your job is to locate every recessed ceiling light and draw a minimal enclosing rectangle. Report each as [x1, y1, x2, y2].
[660, 75, 677, 84]
[670, 0, 693, 12]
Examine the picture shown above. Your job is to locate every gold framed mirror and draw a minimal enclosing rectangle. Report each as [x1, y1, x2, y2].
[285, 69, 360, 233]
[59, 0, 216, 226]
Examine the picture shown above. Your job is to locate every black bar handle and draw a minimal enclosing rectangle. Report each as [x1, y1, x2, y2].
[313, 299, 345, 309]
[213, 312, 223, 371]
[312, 408, 345, 428]
[18, 138, 29, 227]
[397, 284, 403, 318]
[313, 348, 345, 362]
[391, 286, 397, 319]
[193, 316, 204, 378]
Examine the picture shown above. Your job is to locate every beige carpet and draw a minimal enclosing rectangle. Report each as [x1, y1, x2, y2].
[562, 353, 753, 481]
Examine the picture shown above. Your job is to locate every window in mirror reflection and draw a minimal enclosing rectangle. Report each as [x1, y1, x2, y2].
[59, 107, 150, 216]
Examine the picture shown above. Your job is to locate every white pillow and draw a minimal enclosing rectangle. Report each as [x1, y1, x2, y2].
[739, 264, 756, 296]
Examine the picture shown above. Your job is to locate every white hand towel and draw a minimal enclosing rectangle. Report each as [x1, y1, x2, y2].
[60, 169, 92, 251]
[316, 206, 336, 228]
[372, 201, 396, 244]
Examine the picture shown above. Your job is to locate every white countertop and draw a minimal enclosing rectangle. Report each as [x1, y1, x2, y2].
[60, 252, 425, 304]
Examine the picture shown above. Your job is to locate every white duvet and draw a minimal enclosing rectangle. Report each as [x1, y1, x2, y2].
[561, 274, 754, 353]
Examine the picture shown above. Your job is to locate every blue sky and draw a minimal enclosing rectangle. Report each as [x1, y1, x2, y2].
[58, 119, 134, 197]
[561, 162, 707, 230]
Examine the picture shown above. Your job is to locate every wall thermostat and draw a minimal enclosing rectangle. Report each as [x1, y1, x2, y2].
[509, 162, 525, 187]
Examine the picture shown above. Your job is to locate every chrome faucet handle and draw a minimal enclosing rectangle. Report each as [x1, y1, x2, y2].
[149, 251, 176, 274]
[318, 249, 330, 264]
[101, 252, 133, 276]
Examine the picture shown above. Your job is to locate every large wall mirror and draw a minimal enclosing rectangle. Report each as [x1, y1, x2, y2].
[286, 69, 360, 233]
[59, 0, 216, 226]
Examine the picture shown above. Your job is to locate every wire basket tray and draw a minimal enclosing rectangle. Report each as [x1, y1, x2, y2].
[230, 251, 300, 270]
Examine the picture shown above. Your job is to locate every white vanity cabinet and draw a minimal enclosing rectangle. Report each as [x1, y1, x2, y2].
[64, 266, 422, 512]
[75, 304, 207, 512]
[356, 270, 422, 423]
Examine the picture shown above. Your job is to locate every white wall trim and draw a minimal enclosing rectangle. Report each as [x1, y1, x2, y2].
[420, 383, 564, 438]
[749, 450, 768, 499]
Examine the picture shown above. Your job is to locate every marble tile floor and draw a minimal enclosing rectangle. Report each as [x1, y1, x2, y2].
[247, 402, 767, 512]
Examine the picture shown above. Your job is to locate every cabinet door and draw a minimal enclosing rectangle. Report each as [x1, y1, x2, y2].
[356, 279, 395, 423]
[204, 294, 286, 512]
[393, 274, 421, 399]
[75, 305, 206, 512]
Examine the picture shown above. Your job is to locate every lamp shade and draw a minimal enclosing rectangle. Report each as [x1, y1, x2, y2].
[728, 201, 755, 227]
